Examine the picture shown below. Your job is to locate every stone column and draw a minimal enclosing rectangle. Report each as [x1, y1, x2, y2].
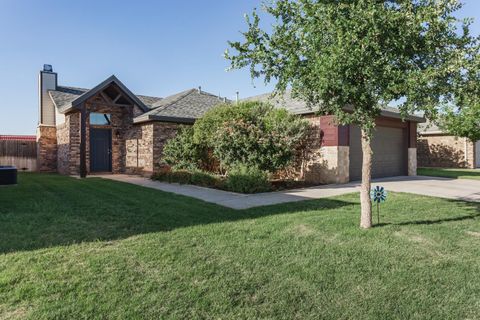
[312, 146, 350, 184]
[408, 148, 417, 176]
[304, 115, 350, 184]
[36, 125, 57, 172]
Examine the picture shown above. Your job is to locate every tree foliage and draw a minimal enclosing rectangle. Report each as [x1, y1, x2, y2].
[224, 0, 479, 228]
[225, 0, 478, 133]
[441, 50, 480, 141]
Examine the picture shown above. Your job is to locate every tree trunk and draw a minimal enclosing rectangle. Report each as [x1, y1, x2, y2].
[360, 128, 372, 229]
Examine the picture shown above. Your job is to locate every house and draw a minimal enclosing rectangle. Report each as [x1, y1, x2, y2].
[417, 122, 480, 168]
[37, 65, 225, 177]
[244, 92, 424, 183]
[37, 65, 424, 184]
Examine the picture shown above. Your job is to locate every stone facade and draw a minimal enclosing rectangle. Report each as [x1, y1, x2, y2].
[36, 125, 57, 172]
[418, 134, 475, 168]
[408, 148, 417, 176]
[286, 115, 351, 184]
[57, 112, 80, 175]
[52, 92, 138, 175]
[306, 146, 350, 184]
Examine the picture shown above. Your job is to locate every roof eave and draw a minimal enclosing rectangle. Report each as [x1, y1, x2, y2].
[133, 115, 196, 124]
[70, 75, 149, 112]
[292, 109, 425, 122]
[379, 110, 425, 123]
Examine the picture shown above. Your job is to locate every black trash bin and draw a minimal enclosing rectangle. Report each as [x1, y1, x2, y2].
[0, 166, 17, 185]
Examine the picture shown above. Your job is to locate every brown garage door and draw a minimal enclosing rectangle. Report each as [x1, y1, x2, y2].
[349, 125, 407, 181]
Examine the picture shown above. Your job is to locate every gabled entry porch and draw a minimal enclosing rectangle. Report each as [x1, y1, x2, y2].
[55, 75, 149, 177]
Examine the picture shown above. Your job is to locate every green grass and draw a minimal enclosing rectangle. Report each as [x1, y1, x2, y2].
[418, 167, 480, 180]
[0, 173, 479, 319]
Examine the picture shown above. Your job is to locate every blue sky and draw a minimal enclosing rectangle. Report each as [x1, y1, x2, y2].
[0, 0, 479, 135]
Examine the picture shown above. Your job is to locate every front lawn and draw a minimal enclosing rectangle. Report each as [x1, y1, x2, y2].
[0, 173, 479, 319]
[418, 167, 480, 180]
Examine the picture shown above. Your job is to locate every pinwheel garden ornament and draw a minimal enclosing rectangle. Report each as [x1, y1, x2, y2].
[371, 186, 387, 224]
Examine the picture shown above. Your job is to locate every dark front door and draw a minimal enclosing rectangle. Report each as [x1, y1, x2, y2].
[90, 128, 112, 172]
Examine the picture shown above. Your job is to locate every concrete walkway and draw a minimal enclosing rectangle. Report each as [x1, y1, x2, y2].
[95, 174, 480, 210]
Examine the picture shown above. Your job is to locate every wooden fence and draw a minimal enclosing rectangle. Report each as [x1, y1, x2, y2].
[0, 139, 37, 171]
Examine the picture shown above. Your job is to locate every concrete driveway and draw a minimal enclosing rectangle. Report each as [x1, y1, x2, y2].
[98, 174, 480, 209]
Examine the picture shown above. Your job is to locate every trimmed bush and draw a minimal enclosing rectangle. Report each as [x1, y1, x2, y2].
[190, 170, 219, 187]
[207, 102, 311, 173]
[162, 126, 208, 171]
[153, 170, 193, 184]
[162, 101, 312, 175]
[153, 169, 223, 188]
[225, 165, 271, 194]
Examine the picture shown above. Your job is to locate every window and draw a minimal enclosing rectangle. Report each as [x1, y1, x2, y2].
[90, 113, 111, 126]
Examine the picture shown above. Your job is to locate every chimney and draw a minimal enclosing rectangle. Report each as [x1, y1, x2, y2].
[39, 64, 57, 125]
[198, 86, 202, 94]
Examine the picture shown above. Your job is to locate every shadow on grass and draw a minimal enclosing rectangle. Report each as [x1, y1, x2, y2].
[374, 198, 480, 228]
[0, 173, 354, 254]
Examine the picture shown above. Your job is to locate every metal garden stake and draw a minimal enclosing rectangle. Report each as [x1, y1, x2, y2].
[371, 186, 387, 225]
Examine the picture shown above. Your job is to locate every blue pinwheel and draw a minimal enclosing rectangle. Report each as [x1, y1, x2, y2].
[371, 186, 387, 224]
[371, 186, 387, 203]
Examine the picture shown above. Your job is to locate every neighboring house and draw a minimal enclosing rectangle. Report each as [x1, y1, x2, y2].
[37, 65, 424, 184]
[418, 122, 480, 168]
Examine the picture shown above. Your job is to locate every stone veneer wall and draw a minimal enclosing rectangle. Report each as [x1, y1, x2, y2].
[310, 146, 349, 184]
[408, 148, 417, 176]
[291, 115, 350, 184]
[125, 122, 180, 175]
[56, 112, 81, 175]
[418, 134, 475, 168]
[56, 122, 70, 175]
[36, 125, 57, 172]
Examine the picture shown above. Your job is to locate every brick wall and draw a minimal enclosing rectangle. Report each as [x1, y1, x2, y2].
[418, 134, 475, 168]
[125, 122, 180, 175]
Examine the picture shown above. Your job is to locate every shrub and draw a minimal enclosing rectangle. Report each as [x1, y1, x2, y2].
[212, 103, 311, 172]
[153, 169, 224, 188]
[153, 170, 193, 184]
[161, 101, 312, 175]
[193, 102, 256, 147]
[190, 170, 219, 187]
[225, 165, 271, 193]
[162, 126, 208, 171]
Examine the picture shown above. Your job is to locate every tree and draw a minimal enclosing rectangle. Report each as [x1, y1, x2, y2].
[441, 51, 480, 142]
[225, 0, 478, 229]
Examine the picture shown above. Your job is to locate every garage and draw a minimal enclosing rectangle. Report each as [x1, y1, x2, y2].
[349, 124, 408, 181]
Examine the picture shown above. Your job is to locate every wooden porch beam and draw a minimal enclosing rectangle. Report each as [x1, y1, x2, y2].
[80, 105, 87, 178]
[89, 102, 133, 108]
[99, 91, 114, 104]
[113, 93, 123, 103]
